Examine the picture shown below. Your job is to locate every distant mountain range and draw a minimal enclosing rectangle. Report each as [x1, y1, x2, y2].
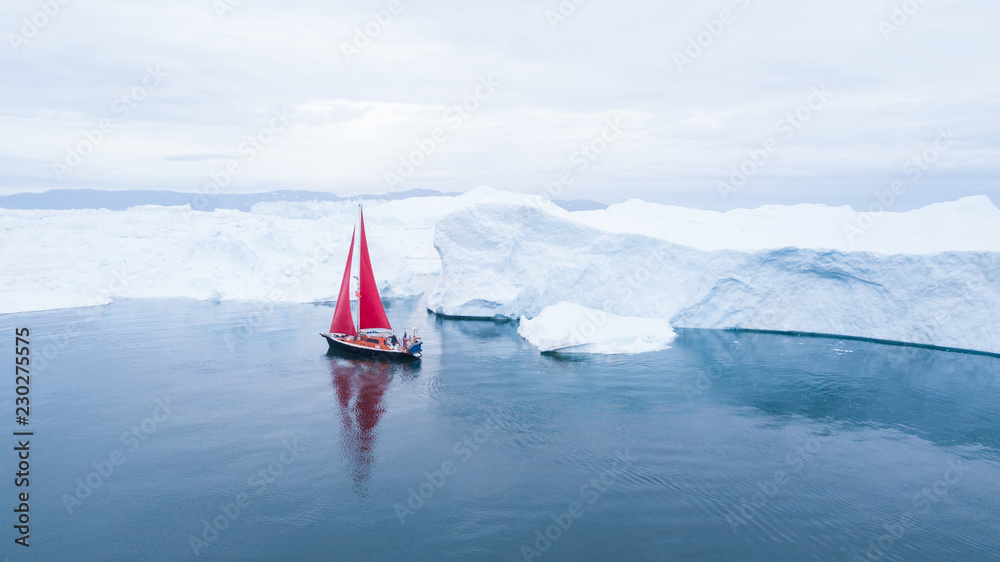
[0, 189, 607, 212]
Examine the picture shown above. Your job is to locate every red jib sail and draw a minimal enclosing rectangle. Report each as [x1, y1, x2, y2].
[329, 227, 357, 336]
[357, 208, 392, 331]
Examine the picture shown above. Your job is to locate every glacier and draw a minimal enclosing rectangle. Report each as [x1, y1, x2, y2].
[428, 197, 1000, 355]
[3, 186, 999, 356]
[0, 188, 529, 315]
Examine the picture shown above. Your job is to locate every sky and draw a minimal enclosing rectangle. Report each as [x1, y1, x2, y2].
[1, 0, 997, 209]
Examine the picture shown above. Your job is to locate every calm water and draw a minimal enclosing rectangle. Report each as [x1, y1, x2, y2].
[2, 297, 999, 561]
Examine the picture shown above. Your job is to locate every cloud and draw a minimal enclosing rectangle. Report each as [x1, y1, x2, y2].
[161, 153, 231, 162]
[0, 0, 997, 209]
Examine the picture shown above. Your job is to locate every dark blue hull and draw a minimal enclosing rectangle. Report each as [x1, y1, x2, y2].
[321, 333, 421, 361]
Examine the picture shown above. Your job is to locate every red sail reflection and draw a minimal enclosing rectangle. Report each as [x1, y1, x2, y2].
[329, 358, 416, 495]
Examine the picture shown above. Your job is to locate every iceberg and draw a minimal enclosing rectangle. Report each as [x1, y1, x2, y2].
[570, 195, 1000, 254]
[0, 187, 540, 315]
[4, 185, 999, 357]
[428, 200, 1000, 355]
[518, 302, 675, 354]
[0, 204, 418, 315]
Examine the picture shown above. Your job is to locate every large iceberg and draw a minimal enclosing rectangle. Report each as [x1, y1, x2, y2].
[4, 186, 999, 356]
[0, 187, 532, 315]
[428, 199, 1000, 355]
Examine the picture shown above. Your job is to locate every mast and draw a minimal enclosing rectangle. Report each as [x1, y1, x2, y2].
[357, 205, 393, 331]
[354, 204, 361, 336]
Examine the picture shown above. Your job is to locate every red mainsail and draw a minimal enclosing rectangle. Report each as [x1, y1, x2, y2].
[329, 228, 357, 336]
[357, 208, 392, 331]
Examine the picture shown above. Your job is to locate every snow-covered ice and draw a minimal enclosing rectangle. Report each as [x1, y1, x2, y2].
[570, 195, 1000, 254]
[3, 186, 998, 355]
[518, 302, 676, 354]
[429, 197, 1000, 355]
[0, 187, 536, 315]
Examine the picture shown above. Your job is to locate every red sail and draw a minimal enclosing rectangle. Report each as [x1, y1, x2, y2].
[357, 208, 392, 331]
[329, 228, 357, 336]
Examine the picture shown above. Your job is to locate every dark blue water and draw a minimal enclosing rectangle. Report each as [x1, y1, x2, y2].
[2, 297, 999, 561]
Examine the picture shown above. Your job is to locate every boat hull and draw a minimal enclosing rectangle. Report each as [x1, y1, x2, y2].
[321, 333, 421, 361]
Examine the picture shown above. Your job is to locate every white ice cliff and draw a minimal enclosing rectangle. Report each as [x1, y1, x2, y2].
[0, 188, 543, 315]
[3, 187, 998, 355]
[428, 198, 1000, 355]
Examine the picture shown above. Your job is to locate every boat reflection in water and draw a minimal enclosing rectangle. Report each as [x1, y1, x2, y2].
[328, 357, 418, 495]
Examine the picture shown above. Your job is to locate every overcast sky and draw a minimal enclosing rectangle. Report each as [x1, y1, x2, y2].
[1, 0, 997, 209]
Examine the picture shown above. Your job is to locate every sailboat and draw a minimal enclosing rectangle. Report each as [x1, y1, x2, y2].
[320, 205, 423, 360]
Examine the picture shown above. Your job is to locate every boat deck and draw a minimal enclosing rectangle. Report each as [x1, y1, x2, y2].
[321, 332, 422, 360]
